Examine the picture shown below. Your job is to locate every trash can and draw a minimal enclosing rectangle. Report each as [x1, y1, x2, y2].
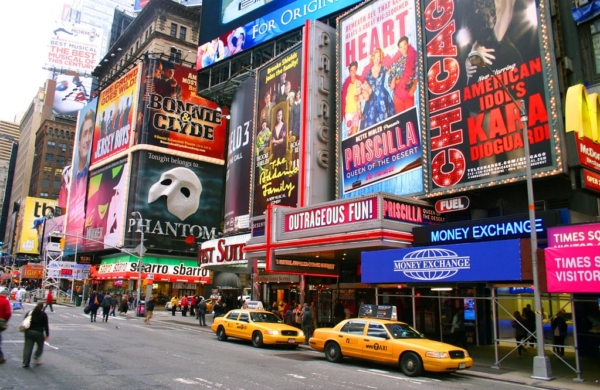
[136, 301, 146, 317]
[75, 295, 82, 307]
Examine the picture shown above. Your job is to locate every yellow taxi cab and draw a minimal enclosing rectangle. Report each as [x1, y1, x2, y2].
[310, 305, 472, 377]
[211, 308, 305, 348]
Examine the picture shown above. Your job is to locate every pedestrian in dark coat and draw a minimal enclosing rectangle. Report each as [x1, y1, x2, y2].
[100, 292, 112, 322]
[22, 303, 49, 368]
[284, 307, 294, 326]
[301, 306, 312, 343]
[552, 310, 568, 357]
[197, 297, 207, 326]
[512, 311, 527, 357]
[88, 290, 102, 322]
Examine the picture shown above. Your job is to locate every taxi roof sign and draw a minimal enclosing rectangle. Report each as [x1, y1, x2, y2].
[358, 303, 397, 320]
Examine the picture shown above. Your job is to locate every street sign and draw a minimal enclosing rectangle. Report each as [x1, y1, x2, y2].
[435, 196, 470, 213]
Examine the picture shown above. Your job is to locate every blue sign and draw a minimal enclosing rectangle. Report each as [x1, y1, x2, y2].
[197, 0, 362, 70]
[361, 240, 522, 283]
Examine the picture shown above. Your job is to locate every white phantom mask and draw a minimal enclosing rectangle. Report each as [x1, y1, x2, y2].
[148, 167, 202, 221]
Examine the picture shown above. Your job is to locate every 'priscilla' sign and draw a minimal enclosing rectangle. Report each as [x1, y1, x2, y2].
[544, 246, 600, 293]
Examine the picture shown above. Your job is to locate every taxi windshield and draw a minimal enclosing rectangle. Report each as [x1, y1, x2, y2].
[250, 312, 282, 323]
[385, 323, 424, 339]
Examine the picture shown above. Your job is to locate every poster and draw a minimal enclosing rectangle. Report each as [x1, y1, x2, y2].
[83, 160, 128, 251]
[138, 59, 227, 161]
[252, 46, 302, 216]
[46, 19, 103, 73]
[125, 150, 224, 251]
[338, 0, 423, 198]
[423, 0, 558, 193]
[224, 77, 255, 233]
[16, 198, 60, 255]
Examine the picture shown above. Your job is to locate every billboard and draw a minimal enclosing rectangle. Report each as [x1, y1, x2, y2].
[423, 0, 560, 194]
[362, 239, 523, 283]
[83, 160, 128, 251]
[224, 77, 255, 234]
[64, 98, 98, 253]
[52, 74, 94, 117]
[338, 0, 423, 198]
[125, 150, 223, 251]
[138, 59, 227, 161]
[252, 46, 302, 216]
[544, 246, 600, 293]
[196, 0, 362, 70]
[46, 18, 103, 73]
[16, 198, 60, 255]
[91, 64, 140, 165]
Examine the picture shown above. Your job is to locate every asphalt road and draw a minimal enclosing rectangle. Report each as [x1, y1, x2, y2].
[0, 304, 538, 390]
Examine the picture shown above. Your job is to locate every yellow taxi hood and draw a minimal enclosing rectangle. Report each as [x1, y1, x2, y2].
[396, 338, 459, 351]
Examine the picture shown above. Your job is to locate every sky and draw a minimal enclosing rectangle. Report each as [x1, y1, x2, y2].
[0, 1, 66, 123]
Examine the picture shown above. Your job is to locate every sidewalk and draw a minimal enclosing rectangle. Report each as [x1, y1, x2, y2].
[73, 305, 600, 389]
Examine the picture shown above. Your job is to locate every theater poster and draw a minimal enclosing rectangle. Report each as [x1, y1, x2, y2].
[125, 150, 224, 252]
[423, 0, 562, 194]
[138, 59, 227, 162]
[252, 46, 302, 216]
[338, 0, 424, 198]
[91, 64, 140, 165]
[83, 160, 128, 251]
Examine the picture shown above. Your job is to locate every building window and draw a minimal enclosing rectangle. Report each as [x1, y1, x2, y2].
[40, 192, 49, 198]
[47, 140, 55, 149]
[58, 143, 67, 152]
[57, 156, 65, 164]
[53, 181, 62, 190]
[55, 168, 62, 176]
[170, 23, 177, 37]
[44, 166, 52, 173]
[179, 26, 187, 41]
[42, 179, 50, 188]
[45, 153, 54, 162]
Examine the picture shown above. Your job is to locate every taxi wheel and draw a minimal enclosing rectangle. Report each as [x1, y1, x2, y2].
[217, 326, 228, 341]
[252, 331, 264, 348]
[325, 342, 342, 363]
[400, 352, 423, 377]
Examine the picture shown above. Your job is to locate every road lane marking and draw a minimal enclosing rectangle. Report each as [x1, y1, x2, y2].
[287, 374, 306, 379]
[357, 369, 430, 384]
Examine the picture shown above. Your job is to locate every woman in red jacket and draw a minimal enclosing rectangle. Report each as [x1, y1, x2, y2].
[43, 288, 54, 313]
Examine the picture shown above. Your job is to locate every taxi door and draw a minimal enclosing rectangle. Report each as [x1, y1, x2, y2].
[362, 321, 394, 363]
[223, 311, 241, 337]
[337, 320, 367, 359]
[236, 312, 252, 339]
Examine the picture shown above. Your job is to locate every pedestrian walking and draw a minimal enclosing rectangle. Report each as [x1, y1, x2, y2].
[189, 295, 196, 317]
[451, 308, 467, 350]
[145, 296, 155, 325]
[334, 299, 345, 325]
[43, 287, 54, 312]
[213, 298, 223, 319]
[170, 296, 178, 316]
[284, 305, 294, 326]
[100, 292, 112, 322]
[310, 301, 318, 334]
[181, 295, 189, 317]
[524, 304, 536, 347]
[197, 297, 207, 326]
[88, 290, 101, 322]
[302, 305, 312, 344]
[109, 294, 118, 316]
[0, 287, 12, 364]
[512, 311, 527, 357]
[22, 303, 49, 368]
[552, 310, 568, 357]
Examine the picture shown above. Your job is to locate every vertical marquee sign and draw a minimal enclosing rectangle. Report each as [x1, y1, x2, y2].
[423, 0, 562, 194]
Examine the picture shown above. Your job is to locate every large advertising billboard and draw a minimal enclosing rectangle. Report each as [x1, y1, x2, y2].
[16, 198, 60, 255]
[252, 46, 302, 216]
[46, 17, 103, 73]
[52, 74, 94, 117]
[125, 150, 224, 252]
[423, 0, 560, 194]
[91, 65, 140, 165]
[224, 76, 255, 234]
[64, 98, 98, 253]
[196, 0, 362, 70]
[83, 160, 128, 251]
[338, 0, 423, 198]
[138, 59, 227, 162]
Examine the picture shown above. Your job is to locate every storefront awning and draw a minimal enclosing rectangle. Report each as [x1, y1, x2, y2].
[213, 272, 242, 289]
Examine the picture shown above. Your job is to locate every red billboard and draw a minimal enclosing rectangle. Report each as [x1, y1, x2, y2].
[91, 65, 140, 165]
[423, 0, 561, 194]
[137, 59, 227, 161]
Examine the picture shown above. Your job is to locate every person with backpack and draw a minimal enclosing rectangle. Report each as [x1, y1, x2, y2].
[100, 292, 113, 322]
[197, 297, 207, 326]
[87, 290, 102, 322]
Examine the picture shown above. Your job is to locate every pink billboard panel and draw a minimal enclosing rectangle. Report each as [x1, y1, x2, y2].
[544, 246, 600, 293]
[547, 223, 600, 247]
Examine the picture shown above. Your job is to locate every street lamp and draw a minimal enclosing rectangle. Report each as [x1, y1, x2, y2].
[131, 211, 146, 306]
[467, 51, 553, 380]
